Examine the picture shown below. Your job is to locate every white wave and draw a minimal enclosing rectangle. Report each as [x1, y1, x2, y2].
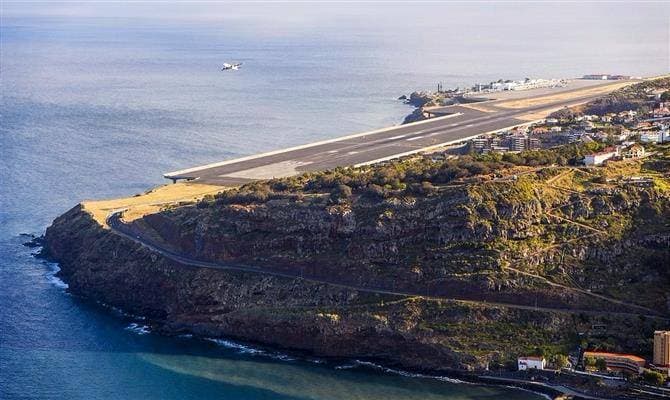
[351, 360, 466, 384]
[96, 301, 146, 320]
[268, 353, 296, 362]
[44, 262, 68, 289]
[125, 323, 151, 335]
[205, 338, 264, 355]
[204, 337, 299, 361]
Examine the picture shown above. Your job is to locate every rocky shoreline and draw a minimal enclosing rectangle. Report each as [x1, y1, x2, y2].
[36, 218, 568, 399]
[43, 205, 481, 372]
[40, 120, 670, 399]
[398, 90, 487, 124]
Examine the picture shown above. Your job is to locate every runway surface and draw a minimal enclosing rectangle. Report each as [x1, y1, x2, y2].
[164, 79, 633, 185]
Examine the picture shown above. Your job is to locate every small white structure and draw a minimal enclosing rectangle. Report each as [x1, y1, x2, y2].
[518, 356, 546, 371]
[584, 147, 619, 166]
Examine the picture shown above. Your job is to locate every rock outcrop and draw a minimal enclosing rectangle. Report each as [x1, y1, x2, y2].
[43, 170, 670, 371]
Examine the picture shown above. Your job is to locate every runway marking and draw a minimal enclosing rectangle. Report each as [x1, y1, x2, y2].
[326, 150, 338, 154]
[466, 124, 474, 127]
[406, 136, 424, 141]
[347, 151, 359, 155]
[450, 123, 459, 127]
[388, 134, 407, 140]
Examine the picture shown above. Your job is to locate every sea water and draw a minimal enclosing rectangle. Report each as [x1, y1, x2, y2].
[2, 3, 668, 399]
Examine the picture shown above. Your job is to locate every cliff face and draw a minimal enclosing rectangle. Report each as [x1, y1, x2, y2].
[134, 180, 669, 313]
[42, 206, 497, 371]
[43, 169, 670, 370]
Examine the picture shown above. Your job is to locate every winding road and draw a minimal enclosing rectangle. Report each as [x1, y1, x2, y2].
[106, 212, 667, 319]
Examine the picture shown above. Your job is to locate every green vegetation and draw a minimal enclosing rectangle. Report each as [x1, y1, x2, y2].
[581, 77, 670, 115]
[551, 354, 569, 369]
[156, 120, 670, 368]
[584, 356, 596, 368]
[642, 369, 666, 386]
[595, 357, 608, 372]
[207, 142, 606, 207]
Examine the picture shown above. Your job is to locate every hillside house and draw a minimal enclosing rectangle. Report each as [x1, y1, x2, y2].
[518, 356, 546, 371]
[584, 147, 619, 166]
[624, 144, 645, 159]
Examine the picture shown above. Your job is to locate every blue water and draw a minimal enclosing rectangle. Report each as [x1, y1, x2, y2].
[1, 3, 668, 399]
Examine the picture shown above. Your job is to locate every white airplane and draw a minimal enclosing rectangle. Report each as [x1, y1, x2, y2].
[221, 62, 242, 71]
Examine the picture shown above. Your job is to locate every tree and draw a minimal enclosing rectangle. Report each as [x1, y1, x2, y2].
[330, 184, 352, 202]
[584, 356, 596, 368]
[419, 181, 438, 195]
[553, 354, 569, 369]
[643, 369, 665, 386]
[362, 184, 385, 201]
[595, 358, 608, 372]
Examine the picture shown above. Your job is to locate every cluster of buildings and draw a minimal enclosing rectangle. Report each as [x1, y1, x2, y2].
[517, 330, 670, 381]
[470, 78, 566, 93]
[471, 130, 541, 153]
[582, 74, 634, 80]
[468, 97, 669, 160]
[640, 126, 670, 144]
[583, 143, 646, 166]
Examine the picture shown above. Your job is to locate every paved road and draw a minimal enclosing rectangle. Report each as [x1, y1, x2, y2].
[164, 80, 633, 185]
[107, 212, 667, 319]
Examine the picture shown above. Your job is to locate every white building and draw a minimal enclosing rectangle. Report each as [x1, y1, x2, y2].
[518, 356, 546, 371]
[613, 130, 633, 142]
[584, 147, 619, 166]
[640, 130, 669, 144]
[583, 74, 609, 80]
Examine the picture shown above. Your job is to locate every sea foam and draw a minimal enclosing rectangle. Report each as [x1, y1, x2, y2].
[125, 323, 151, 335]
[44, 261, 68, 289]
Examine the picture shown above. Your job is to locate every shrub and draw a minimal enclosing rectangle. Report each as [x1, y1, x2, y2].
[362, 184, 386, 200]
[643, 369, 665, 386]
[330, 184, 353, 202]
[552, 354, 569, 369]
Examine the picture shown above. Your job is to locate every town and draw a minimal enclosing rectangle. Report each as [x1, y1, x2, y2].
[502, 330, 670, 399]
[408, 78, 670, 398]
[467, 96, 669, 159]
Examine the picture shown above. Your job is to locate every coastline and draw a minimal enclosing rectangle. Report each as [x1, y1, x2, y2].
[34, 261, 562, 400]
[37, 202, 632, 400]
[35, 77, 670, 400]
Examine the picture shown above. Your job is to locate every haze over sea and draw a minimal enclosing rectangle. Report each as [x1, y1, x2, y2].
[1, 2, 668, 399]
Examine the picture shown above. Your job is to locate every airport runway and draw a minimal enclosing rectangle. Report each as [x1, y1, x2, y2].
[164, 80, 633, 185]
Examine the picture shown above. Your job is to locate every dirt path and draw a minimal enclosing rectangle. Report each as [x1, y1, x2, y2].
[106, 212, 666, 319]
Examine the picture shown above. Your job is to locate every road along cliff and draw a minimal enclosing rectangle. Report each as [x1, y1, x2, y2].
[43, 147, 670, 372]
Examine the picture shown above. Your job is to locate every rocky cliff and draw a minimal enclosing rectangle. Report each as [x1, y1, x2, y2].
[43, 156, 670, 370]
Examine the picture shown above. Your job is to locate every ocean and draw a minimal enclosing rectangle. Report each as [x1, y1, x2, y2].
[1, 3, 668, 399]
